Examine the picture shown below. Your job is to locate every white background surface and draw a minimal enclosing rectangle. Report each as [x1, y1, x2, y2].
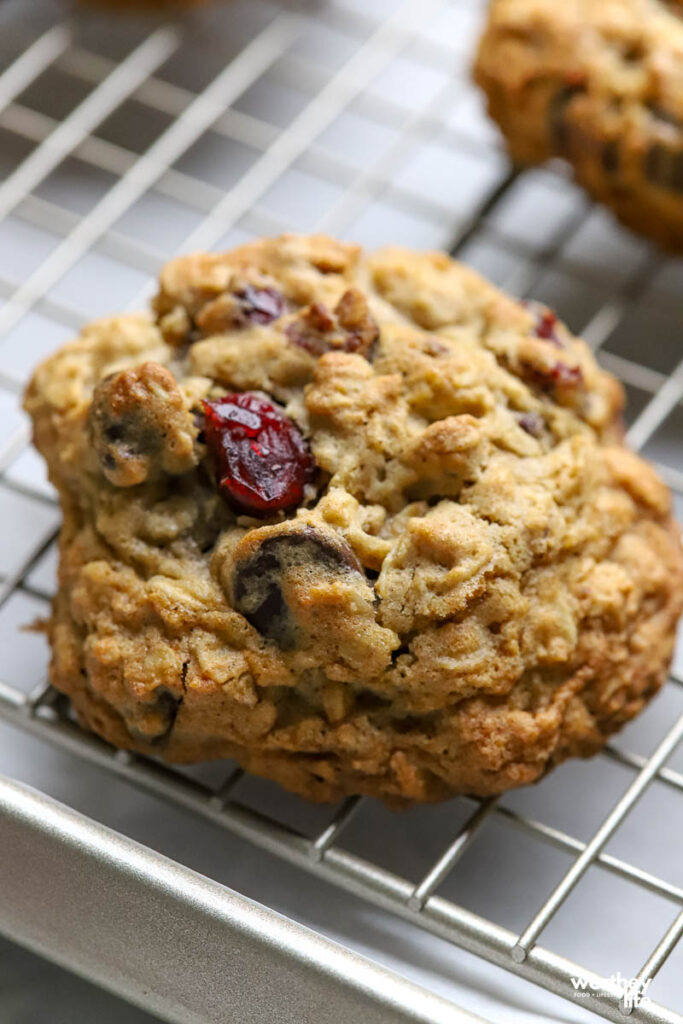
[0, 0, 682, 1021]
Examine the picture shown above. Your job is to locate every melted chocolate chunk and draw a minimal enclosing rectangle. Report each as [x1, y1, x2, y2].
[602, 139, 620, 174]
[232, 525, 361, 648]
[129, 687, 182, 746]
[549, 84, 585, 153]
[645, 141, 683, 193]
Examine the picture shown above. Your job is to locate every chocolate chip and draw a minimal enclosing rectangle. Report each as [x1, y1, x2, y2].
[88, 363, 198, 486]
[549, 84, 585, 153]
[549, 85, 621, 176]
[522, 300, 564, 348]
[647, 103, 681, 129]
[390, 644, 410, 664]
[601, 139, 620, 174]
[129, 687, 182, 745]
[619, 40, 646, 63]
[90, 378, 168, 485]
[232, 525, 362, 648]
[644, 141, 683, 193]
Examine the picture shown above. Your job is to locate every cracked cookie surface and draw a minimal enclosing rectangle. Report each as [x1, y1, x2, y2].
[475, 0, 683, 250]
[25, 234, 683, 803]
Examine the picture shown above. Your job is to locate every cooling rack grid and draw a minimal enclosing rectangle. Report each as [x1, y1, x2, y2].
[0, 0, 682, 1021]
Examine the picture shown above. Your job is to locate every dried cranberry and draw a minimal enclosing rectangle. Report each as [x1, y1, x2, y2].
[551, 362, 583, 387]
[202, 393, 315, 516]
[549, 83, 585, 153]
[517, 412, 544, 437]
[285, 289, 379, 360]
[195, 286, 285, 336]
[235, 286, 285, 325]
[521, 359, 583, 397]
[523, 300, 564, 347]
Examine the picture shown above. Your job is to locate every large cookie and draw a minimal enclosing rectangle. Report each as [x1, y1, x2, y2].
[475, 0, 683, 249]
[24, 234, 683, 803]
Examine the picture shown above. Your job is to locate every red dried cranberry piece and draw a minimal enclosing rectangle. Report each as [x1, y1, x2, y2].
[236, 286, 285, 325]
[202, 393, 315, 516]
[551, 362, 583, 387]
[285, 290, 379, 360]
[194, 286, 286, 336]
[523, 360, 583, 395]
[520, 357, 583, 398]
[523, 300, 564, 348]
[552, 364, 581, 387]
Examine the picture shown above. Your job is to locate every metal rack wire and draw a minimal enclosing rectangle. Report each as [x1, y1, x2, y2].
[0, 0, 682, 1021]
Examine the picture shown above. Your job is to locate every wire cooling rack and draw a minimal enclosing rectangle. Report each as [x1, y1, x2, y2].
[0, 0, 682, 1021]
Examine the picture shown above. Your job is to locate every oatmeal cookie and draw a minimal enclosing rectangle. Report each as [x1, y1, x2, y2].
[475, 0, 683, 250]
[24, 235, 683, 804]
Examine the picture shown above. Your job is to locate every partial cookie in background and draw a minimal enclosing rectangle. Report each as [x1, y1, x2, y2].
[474, 0, 683, 250]
[24, 234, 683, 805]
